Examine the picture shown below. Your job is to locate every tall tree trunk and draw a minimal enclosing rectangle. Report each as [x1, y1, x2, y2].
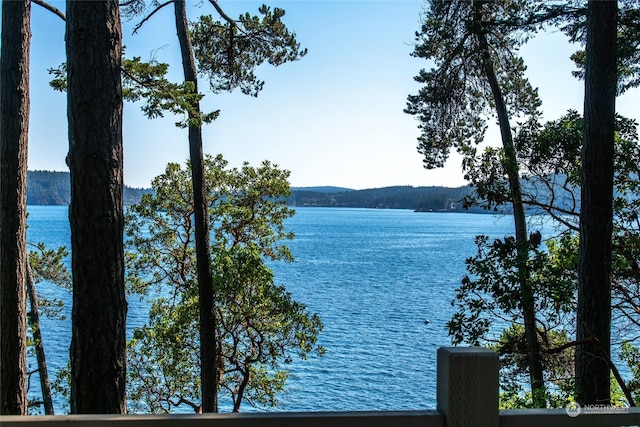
[26, 266, 54, 415]
[66, 0, 127, 414]
[576, 0, 617, 406]
[174, 0, 218, 413]
[474, 5, 545, 408]
[0, 0, 30, 415]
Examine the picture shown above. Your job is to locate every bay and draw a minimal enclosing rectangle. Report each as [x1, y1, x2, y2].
[25, 205, 516, 413]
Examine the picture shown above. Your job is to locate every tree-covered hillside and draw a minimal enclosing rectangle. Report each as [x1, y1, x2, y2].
[28, 170, 488, 212]
[28, 171, 480, 212]
[287, 185, 479, 212]
[27, 171, 70, 205]
[27, 170, 151, 205]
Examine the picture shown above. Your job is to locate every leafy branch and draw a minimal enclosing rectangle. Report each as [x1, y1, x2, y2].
[47, 56, 220, 128]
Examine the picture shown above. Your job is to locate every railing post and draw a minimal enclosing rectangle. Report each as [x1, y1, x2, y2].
[437, 347, 499, 427]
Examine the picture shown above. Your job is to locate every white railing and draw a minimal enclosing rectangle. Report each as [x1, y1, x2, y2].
[1, 347, 638, 427]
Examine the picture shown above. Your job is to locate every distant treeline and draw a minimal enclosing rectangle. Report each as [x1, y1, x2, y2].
[28, 170, 483, 212]
[287, 185, 483, 212]
[27, 170, 151, 205]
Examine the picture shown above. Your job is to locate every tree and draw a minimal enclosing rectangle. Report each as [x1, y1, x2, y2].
[448, 230, 578, 407]
[172, 0, 219, 412]
[560, 0, 639, 96]
[0, 0, 31, 415]
[610, 118, 640, 353]
[620, 343, 640, 405]
[500, 109, 640, 405]
[514, 110, 583, 231]
[26, 268, 53, 415]
[124, 1, 306, 412]
[576, 0, 618, 406]
[26, 243, 72, 415]
[66, 0, 127, 413]
[125, 156, 322, 413]
[501, 0, 639, 403]
[531, 9, 639, 403]
[405, 0, 546, 406]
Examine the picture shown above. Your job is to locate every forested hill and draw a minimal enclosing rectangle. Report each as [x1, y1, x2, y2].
[27, 170, 477, 212]
[288, 185, 479, 212]
[27, 170, 151, 205]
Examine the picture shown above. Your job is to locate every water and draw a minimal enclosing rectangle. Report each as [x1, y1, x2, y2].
[25, 205, 516, 413]
[270, 208, 514, 411]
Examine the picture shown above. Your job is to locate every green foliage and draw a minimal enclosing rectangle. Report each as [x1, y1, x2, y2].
[516, 110, 583, 183]
[409, 0, 640, 406]
[448, 232, 577, 346]
[461, 146, 511, 211]
[213, 246, 323, 410]
[405, 0, 541, 169]
[447, 225, 579, 409]
[48, 55, 220, 128]
[514, 110, 584, 227]
[458, 110, 640, 406]
[28, 243, 71, 292]
[47, 62, 67, 92]
[119, 1, 305, 131]
[607, 118, 640, 351]
[191, 5, 307, 97]
[122, 56, 219, 128]
[50, 363, 70, 411]
[501, 370, 636, 409]
[125, 155, 323, 412]
[408, 1, 550, 406]
[492, 324, 575, 409]
[514, 112, 640, 344]
[513, 111, 640, 229]
[128, 294, 202, 413]
[561, 1, 640, 94]
[462, 110, 639, 231]
[620, 343, 640, 405]
[26, 242, 71, 413]
[27, 243, 70, 321]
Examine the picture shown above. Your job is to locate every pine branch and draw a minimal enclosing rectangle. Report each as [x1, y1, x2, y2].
[32, 0, 65, 21]
[132, 0, 174, 34]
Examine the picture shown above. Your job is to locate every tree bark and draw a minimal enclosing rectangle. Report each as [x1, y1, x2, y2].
[0, 0, 30, 415]
[474, 4, 546, 408]
[66, 0, 127, 414]
[576, 0, 617, 406]
[26, 266, 54, 415]
[174, 0, 218, 413]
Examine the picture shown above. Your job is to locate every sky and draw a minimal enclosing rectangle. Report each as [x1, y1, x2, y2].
[24, 0, 640, 190]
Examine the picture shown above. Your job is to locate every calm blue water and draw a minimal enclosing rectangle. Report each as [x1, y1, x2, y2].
[26, 205, 516, 414]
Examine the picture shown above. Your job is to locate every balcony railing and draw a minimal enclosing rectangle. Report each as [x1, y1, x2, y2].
[1, 347, 638, 427]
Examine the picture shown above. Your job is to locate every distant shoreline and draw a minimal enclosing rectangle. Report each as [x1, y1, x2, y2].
[27, 170, 482, 212]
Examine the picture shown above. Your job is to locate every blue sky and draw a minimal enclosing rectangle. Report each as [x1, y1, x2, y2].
[25, 0, 639, 190]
